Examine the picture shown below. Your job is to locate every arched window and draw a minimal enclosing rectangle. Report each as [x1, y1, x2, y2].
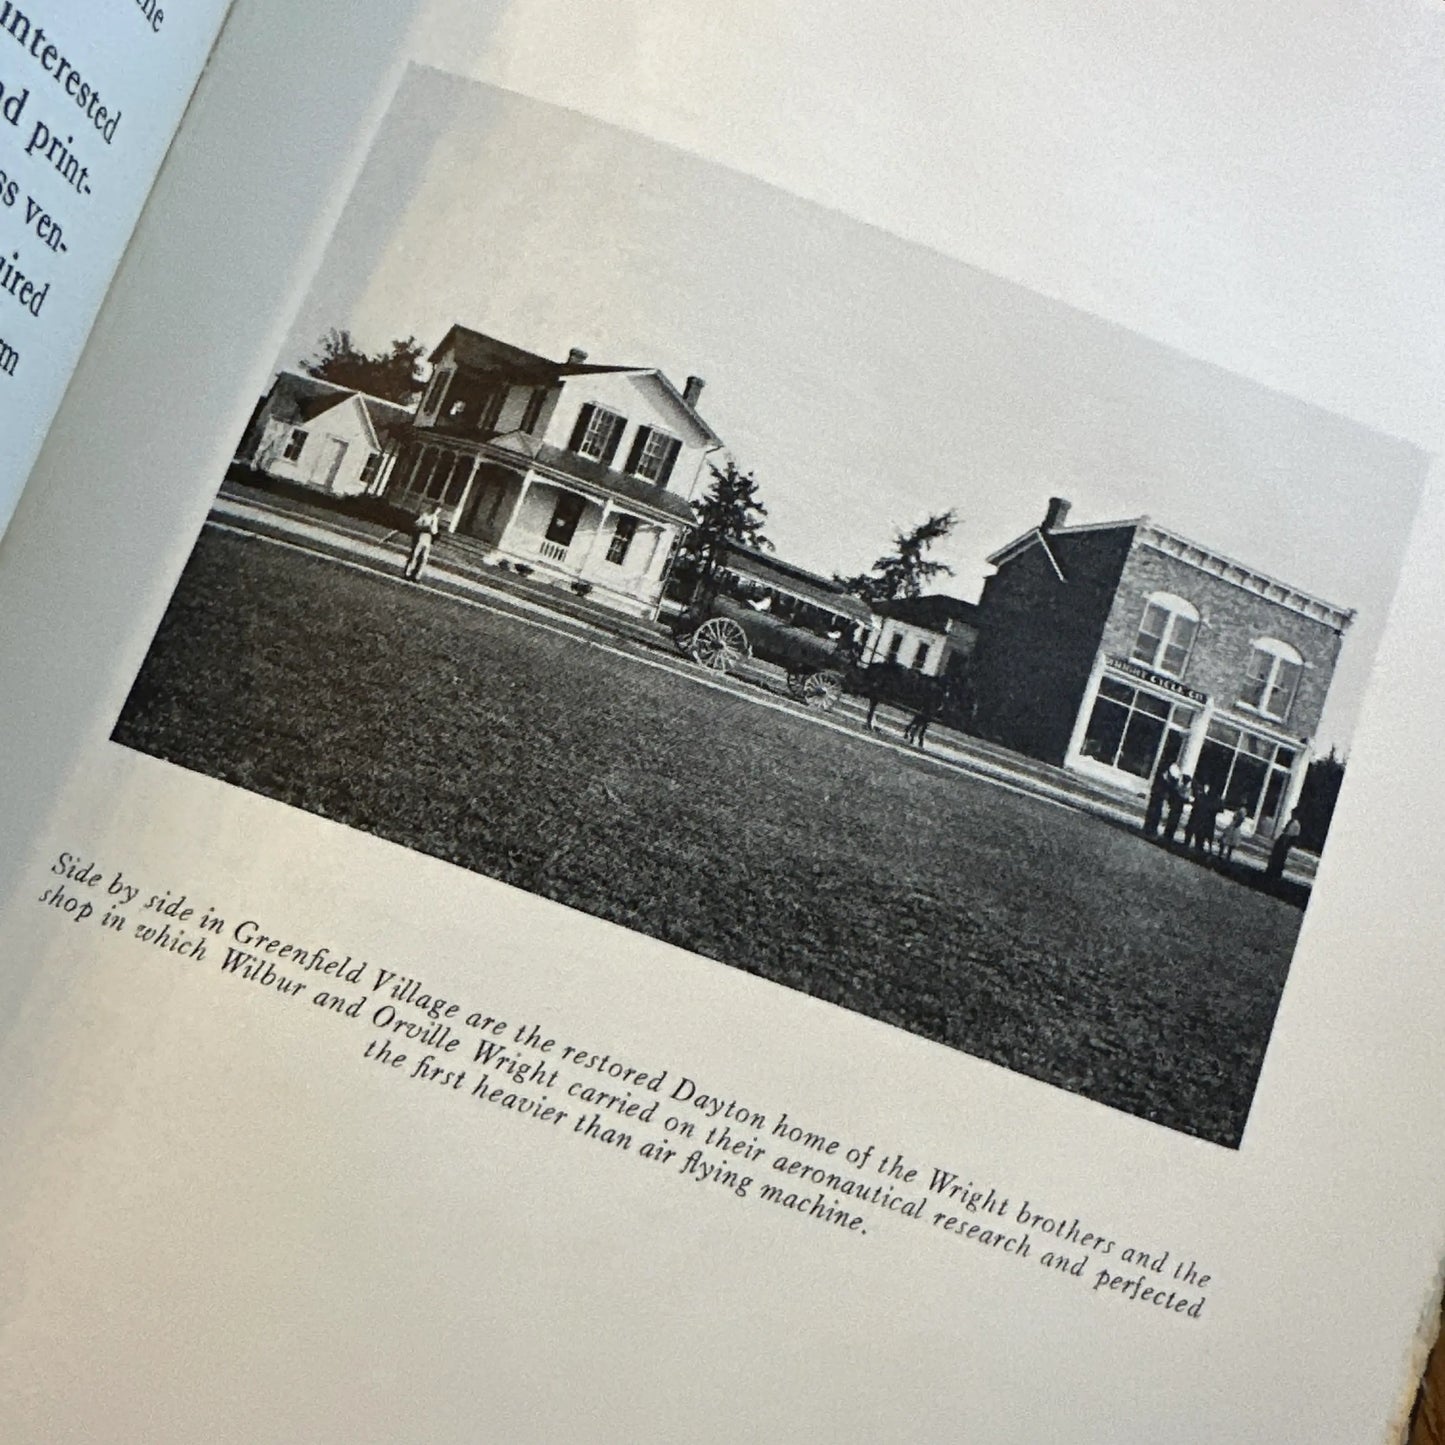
[1130, 592, 1199, 679]
[1240, 638, 1303, 720]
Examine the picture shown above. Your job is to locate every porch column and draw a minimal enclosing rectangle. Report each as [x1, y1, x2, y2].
[1180, 699, 1215, 775]
[1062, 651, 1109, 769]
[494, 473, 534, 554]
[643, 524, 674, 583]
[641, 526, 677, 620]
[445, 457, 477, 534]
[577, 499, 615, 578]
[1278, 741, 1313, 834]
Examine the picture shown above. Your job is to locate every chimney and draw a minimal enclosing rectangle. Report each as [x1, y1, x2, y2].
[567, 347, 589, 365]
[1042, 496, 1071, 532]
[684, 375, 705, 406]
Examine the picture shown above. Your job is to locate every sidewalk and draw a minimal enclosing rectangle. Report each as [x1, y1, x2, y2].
[206, 488, 1317, 888]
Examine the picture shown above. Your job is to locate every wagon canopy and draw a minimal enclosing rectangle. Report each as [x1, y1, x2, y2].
[716, 542, 874, 627]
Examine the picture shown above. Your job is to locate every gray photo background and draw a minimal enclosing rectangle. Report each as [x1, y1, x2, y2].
[279, 66, 1428, 755]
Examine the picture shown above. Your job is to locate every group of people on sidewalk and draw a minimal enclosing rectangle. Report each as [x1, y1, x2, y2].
[1144, 757, 1302, 882]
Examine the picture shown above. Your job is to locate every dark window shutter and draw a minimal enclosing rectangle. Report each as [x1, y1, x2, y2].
[625, 426, 650, 476]
[568, 403, 595, 453]
[658, 436, 682, 486]
[600, 414, 625, 467]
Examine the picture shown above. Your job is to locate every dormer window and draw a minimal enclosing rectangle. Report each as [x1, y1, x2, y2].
[521, 386, 548, 434]
[1130, 592, 1199, 679]
[625, 425, 682, 485]
[422, 367, 451, 417]
[568, 403, 626, 465]
[1240, 639, 1302, 721]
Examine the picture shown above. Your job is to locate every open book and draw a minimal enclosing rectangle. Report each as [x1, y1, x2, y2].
[4, 2, 1445, 1440]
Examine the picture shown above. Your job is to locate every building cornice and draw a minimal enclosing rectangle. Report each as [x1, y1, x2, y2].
[1135, 524, 1355, 633]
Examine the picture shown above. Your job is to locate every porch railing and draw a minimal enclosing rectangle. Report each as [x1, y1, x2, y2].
[537, 539, 569, 563]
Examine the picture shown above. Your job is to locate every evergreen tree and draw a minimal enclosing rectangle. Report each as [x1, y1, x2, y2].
[674, 462, 771, 599]
[1295, 748, 1347, 852]
[838, 509, 959, 604]
[303, 329, 428, 406]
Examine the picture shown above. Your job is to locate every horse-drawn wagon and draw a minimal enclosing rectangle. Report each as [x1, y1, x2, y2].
[671, 543, 874, 711]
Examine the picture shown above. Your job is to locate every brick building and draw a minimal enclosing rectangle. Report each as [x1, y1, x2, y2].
[971, 498, 1354, 840]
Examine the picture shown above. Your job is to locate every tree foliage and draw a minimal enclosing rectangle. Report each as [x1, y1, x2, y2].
[837, 510, 959, 603]
[303, 329, 428, 406]
[672, 461, 771, 599]
[1295, 748, 1346, 853]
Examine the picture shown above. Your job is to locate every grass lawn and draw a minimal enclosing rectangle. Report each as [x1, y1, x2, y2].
[114, 529, 1306, 1146]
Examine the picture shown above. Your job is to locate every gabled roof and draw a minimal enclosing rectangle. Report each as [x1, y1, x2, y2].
[986, 518, 1138, 571]
[430, 324, 551, 372]
[268, 370, 354, 412]
[874, 594, 981, 633]
[355, 394, 414, 445]
[431, 324, 721, 445]
[268, 372, 415, 444]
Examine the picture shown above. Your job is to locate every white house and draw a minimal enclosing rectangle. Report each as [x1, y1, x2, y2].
[237, 372, 413, 497]
[862, 595, 980, 678]
[378, 326, 722, 617]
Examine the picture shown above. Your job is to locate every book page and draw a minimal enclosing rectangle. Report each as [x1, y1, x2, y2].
[3, 1, 1445, 1441]
[0, 0, 232, 540]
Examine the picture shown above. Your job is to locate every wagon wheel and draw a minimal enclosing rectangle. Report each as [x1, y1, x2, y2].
[690, 616, 750, 673]
[800, 669, 845, 710]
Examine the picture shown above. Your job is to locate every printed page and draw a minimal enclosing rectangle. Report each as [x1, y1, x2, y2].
[0, 0, 232, 540]
[3, 1, 1445, 1441]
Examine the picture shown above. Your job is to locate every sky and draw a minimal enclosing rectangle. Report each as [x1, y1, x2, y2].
[278, 69, 1429, 752]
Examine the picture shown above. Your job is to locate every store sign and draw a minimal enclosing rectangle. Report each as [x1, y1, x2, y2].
[1106, 656, 1208, 705]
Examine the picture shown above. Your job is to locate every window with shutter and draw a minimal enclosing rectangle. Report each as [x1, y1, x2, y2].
[627, 426, 681, 483]
[521, 387, 548, 434]
[422, 368, 451, 417]
[569, 404, 625, 463]
[282, 428, 306, 461]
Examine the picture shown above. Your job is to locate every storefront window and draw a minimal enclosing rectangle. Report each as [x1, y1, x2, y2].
[1193, 720, 1296, 829]
[1081, 676, 1196, 780]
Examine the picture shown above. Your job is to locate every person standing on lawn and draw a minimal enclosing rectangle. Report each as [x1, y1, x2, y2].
[1189, 784, 1222, 855]
[1144, 752, 1176, 836]
[1265, 811, 1302, 882]
[1218, 807, 1245, 864]
[404, 505, 442, 581]
[1162, 766, 1192, 844]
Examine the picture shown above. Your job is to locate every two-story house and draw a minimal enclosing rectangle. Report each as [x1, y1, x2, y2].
[970, 497, 1354, 840]
[377, 325, 721, 617]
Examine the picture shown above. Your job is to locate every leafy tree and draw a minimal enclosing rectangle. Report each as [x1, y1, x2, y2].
[838, 509, 959, 604]
[303, 329, 428, 406]
[672, 461, 771, 601]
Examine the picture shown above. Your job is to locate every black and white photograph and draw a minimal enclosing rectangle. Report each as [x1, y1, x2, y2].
[112, 67, 1429, 1148]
